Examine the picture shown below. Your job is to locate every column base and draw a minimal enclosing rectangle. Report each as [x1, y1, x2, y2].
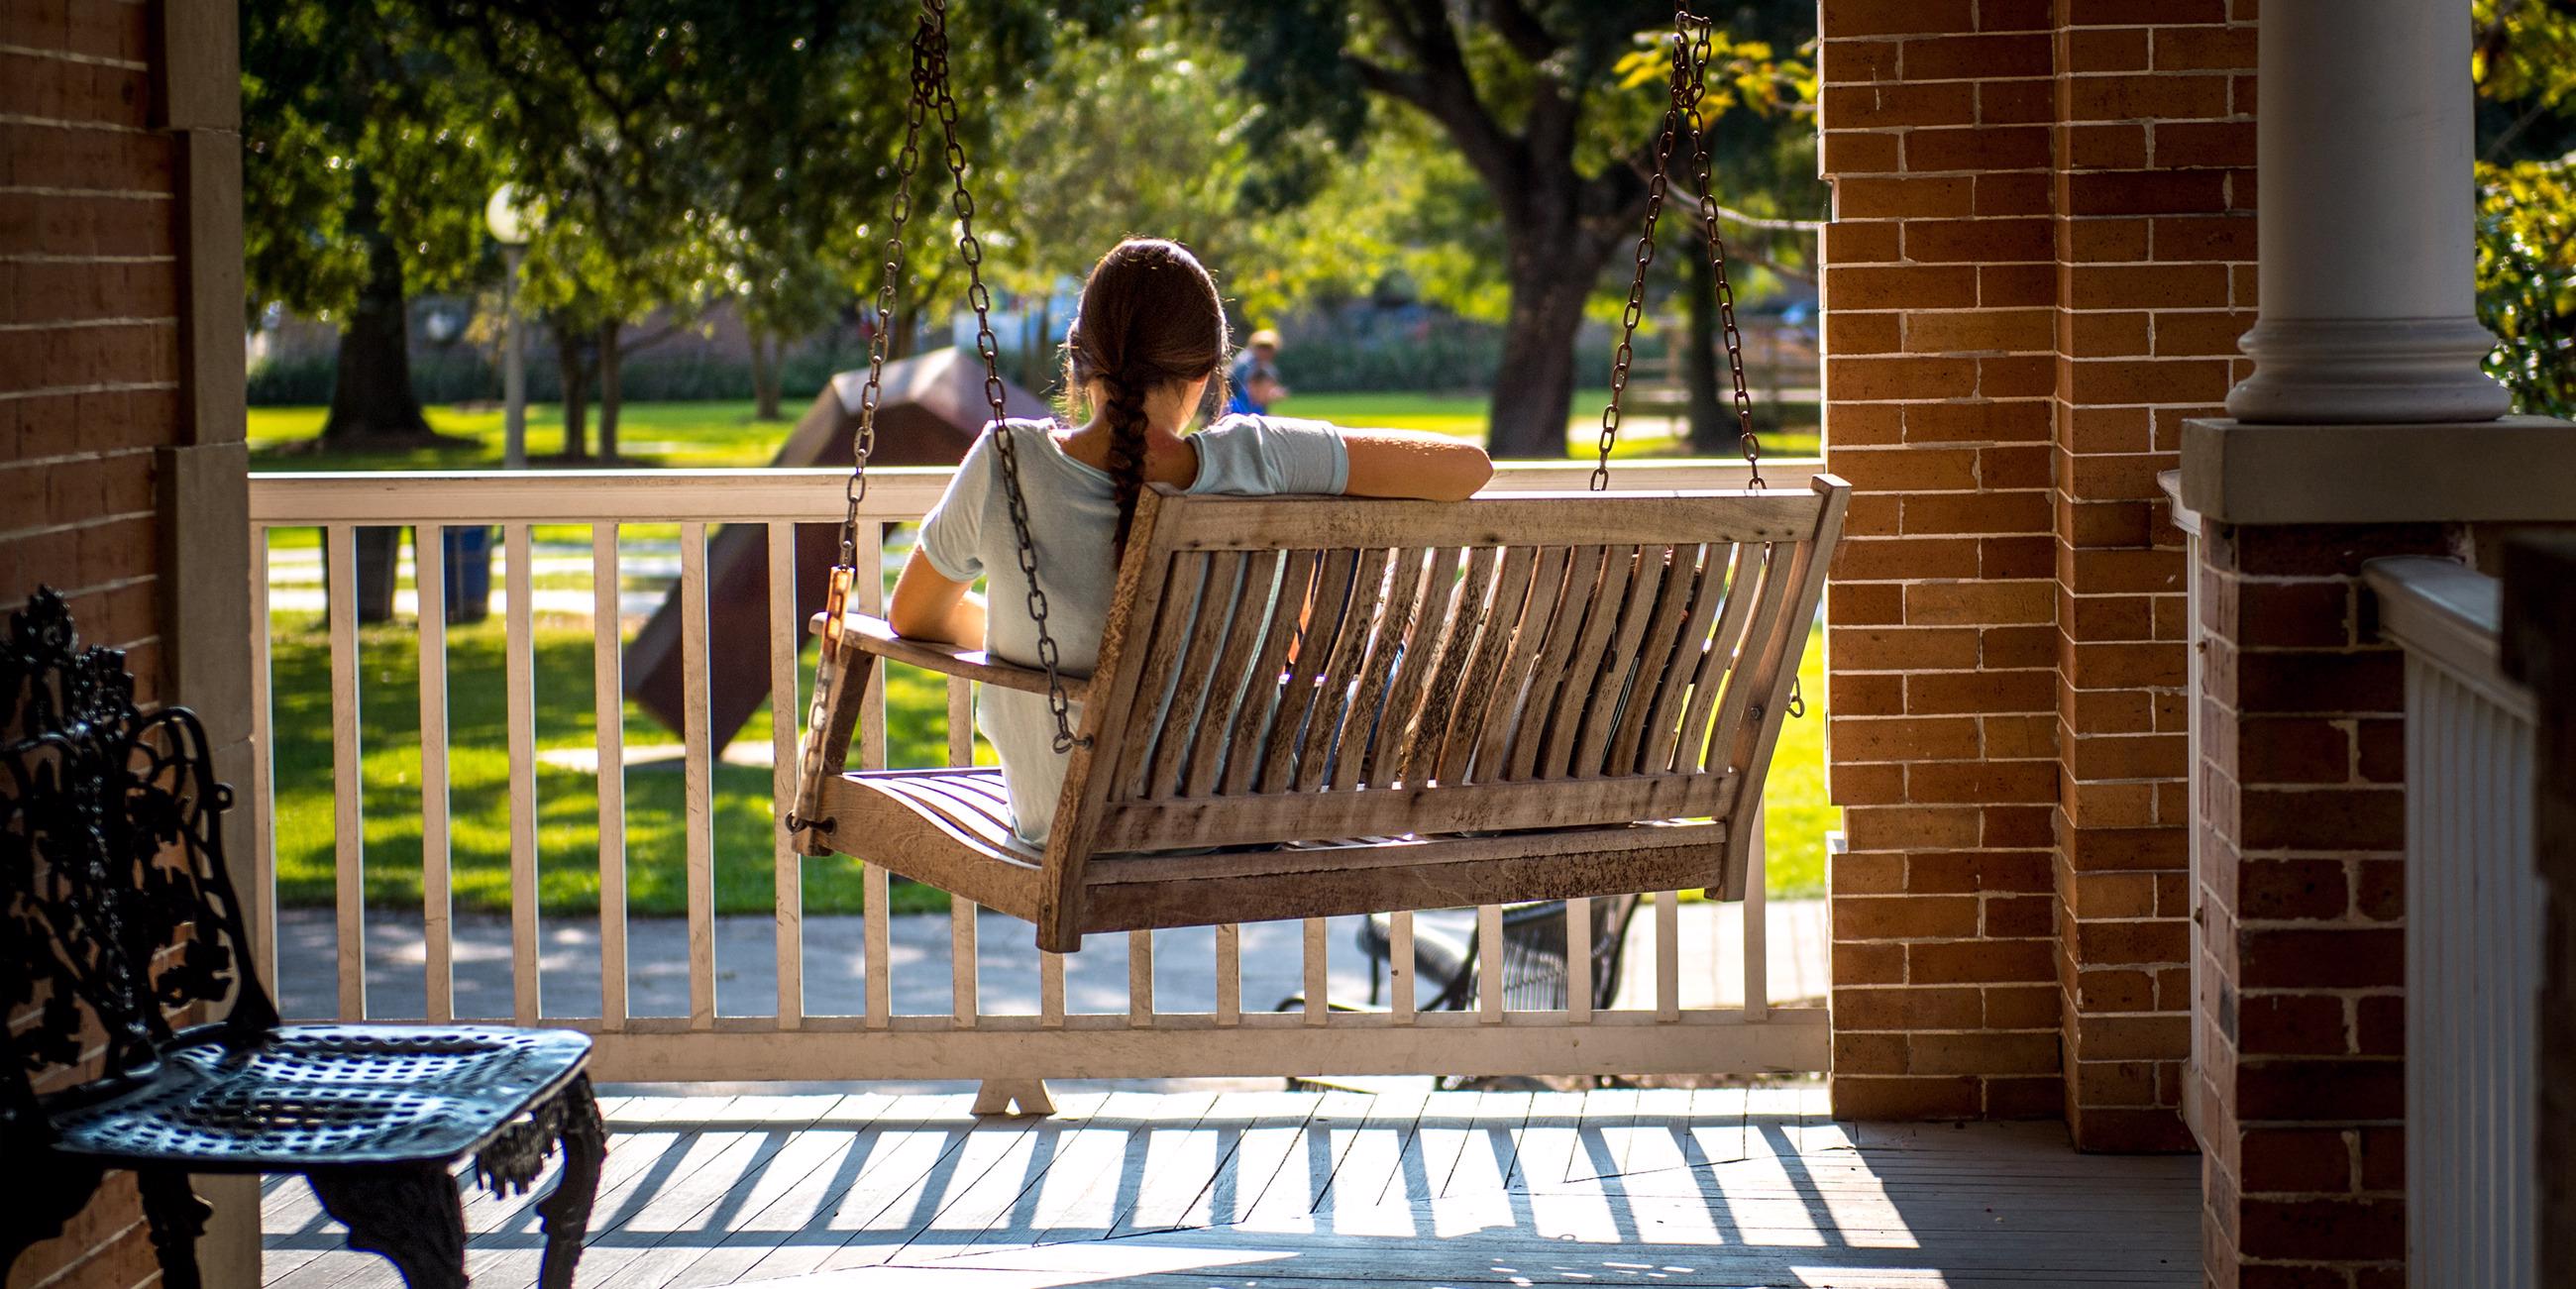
[2227, 317, 2514, 424]
[2181, 415, 2576, 524]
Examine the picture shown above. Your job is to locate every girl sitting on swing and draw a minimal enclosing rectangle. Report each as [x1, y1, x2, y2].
[886, 237, 1494, 845]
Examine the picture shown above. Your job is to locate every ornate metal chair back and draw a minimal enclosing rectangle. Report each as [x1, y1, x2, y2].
[0, 588, 273, 1141]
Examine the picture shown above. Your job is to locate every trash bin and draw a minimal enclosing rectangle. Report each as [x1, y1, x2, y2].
[437, 525, 495, 624]
[351, 526, 400, 624]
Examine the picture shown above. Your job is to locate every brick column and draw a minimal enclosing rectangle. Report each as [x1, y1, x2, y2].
[2501, 536, 2576, 1289]
[2049, 0, 2252, 1153]
[1, 1, 201, 1283]
[1816, 0, 2066, 1121]
[2192, 520, 2438, 1288]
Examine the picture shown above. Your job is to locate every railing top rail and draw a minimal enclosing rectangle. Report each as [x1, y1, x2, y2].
[244, 458, 1812, 526]
[2365, 555, 2535, 721]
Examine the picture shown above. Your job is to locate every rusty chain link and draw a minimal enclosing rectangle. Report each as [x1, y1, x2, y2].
[1595, 25, 1686, 492]
[922, 0, 1085, 752]
[836, 15, 933, 569]
[1677, 17, 1766, 492]
[794, 7, 938, 837]
[1608, 9, 1799, 714]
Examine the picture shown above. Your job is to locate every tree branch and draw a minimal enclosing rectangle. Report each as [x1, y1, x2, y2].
[616, 319, 690, 358]
[1356, 0, 1525, 195]
[1347, 54, 1522, 195]
[1484, 0, 1562, 65]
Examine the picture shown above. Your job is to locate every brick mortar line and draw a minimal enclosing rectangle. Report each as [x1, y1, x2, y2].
[0, 254, 175, 265]
[0, 186, 170, 200]
[0, 113, 154, 135]
[0, 316, 177, 333]
[0, 379, 176, 401]
[40, 572, 158, 595]
[0, 508, 159, 543]
[0, 42, 150, 72]
[2230, 985, 2404, 996]
[1, 448, 170, 471]
[2203, 641, 2399, 658]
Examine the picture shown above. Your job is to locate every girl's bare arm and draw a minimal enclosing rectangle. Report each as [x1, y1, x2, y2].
[887, 546, 989, 646]
[1339, 429, 1493, 501]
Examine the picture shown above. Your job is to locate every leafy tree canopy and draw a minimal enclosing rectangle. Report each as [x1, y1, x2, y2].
[1176, 0, 1819, 455]
[2475, 0, 2576, 416]
[244, 0, 496, 317]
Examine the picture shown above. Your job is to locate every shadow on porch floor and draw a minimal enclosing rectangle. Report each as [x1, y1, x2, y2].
[261, 1083, 2199, 1288]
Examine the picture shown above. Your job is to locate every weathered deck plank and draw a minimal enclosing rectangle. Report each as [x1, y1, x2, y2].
[265, 1084, 2200, 1289]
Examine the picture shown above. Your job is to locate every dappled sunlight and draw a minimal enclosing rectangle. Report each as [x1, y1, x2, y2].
[265, 1088, 2197, 1286]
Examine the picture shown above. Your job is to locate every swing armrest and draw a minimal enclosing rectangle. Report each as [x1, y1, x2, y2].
[811, 610, 1092, 702]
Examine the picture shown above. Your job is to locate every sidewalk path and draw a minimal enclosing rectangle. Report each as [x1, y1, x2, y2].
[271, 899, 1828, 1024]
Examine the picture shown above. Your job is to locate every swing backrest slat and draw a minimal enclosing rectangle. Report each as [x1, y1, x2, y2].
[1503, 543, 1609, 781]
[1037, 478, 1850, 917]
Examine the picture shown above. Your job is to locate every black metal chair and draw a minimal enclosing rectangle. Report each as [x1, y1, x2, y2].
[1356, 895, 1644, 1013]
[1276, 895, 1641, 1015]
[0, 588, 606, 1289]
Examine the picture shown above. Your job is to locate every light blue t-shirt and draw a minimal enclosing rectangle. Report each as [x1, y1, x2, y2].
[916, 414, 1350, 844]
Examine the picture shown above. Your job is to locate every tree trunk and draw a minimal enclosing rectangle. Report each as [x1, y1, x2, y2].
[1684, 248, 1732, 455]
[749, 330, 783, 421]
[1028, 296, 1054, 393]
[556, 326, 590, 460]
[889, 301, 918, 361]
[596, 319, 623, 462]
[320, 173, 432, 443]
[1487, 232, 1621, 460]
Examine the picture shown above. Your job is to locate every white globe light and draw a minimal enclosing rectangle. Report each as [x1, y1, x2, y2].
[484, 184, 530, 246]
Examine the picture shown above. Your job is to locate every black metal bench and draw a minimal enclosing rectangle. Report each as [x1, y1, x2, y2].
[1356, 895, 1643, 1013]
[0, 588, 607, 1289]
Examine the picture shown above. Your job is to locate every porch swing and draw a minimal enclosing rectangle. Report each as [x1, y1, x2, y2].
[787, 0, 1849, 954]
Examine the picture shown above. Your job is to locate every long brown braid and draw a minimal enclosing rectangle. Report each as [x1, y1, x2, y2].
[1061, 239, 1231, 557]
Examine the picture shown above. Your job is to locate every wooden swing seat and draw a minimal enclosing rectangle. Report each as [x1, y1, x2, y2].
[793, 477, 1848, 953]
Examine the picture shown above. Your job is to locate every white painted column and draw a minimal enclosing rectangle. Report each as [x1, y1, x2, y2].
[2226, 0, 2512, 424]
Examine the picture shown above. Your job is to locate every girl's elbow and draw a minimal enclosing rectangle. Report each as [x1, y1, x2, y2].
[1445, 448, 1494, 499]
[886, 603, 937, 640]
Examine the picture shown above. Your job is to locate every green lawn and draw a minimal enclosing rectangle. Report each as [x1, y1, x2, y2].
[266, 606, 968, 916]
[248, 391, 1821, 471]
[259, 391, 1833, 914]
[1759, 625, 1830, 899]
[248, 401, 799, 471]
[268, 606, 1830, 915]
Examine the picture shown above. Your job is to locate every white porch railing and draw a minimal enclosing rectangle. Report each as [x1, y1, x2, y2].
[2367, 556, 2541, 1289]
[245, 462, 1828, 1084]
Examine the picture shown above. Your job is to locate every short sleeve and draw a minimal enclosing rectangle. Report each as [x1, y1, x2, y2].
[1190, 414, 1349, 496]
[915, 430, 994, 583]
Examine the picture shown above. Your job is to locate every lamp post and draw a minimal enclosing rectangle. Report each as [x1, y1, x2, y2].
[484, 185, 531, 468]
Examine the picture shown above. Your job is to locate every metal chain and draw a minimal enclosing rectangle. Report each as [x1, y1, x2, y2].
[1676, 15, 1766, 492]
[1659, 10, 1802, 716]
[922, 0, 1086, 753]
[792, 6, 937, 836]
[836, 18, 935, 567]
[1595, 21, 1693, 491]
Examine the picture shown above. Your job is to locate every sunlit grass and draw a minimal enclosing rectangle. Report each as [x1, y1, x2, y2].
[247, 389, 1823, 471]
[256, 388, 1832, 913]
[1760, 623, 1830, 899]
[267, 610, 967, 917]
[268, 613, 1829, 913]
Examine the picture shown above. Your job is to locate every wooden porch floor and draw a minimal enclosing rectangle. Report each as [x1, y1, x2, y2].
[262, 1085, 2200, 1288]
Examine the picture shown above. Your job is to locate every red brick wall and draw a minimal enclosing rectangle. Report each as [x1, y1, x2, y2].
[0, 0, 176, 696]
[1817, 0, 2235, 1140]
[1818, 0, 2070, 1124]
[2193, 521, 2438, 1289]
[2048, 0, 2252, 1154]
[2501, 537, 2576, 1289]
[4, 1, 194, 1285]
